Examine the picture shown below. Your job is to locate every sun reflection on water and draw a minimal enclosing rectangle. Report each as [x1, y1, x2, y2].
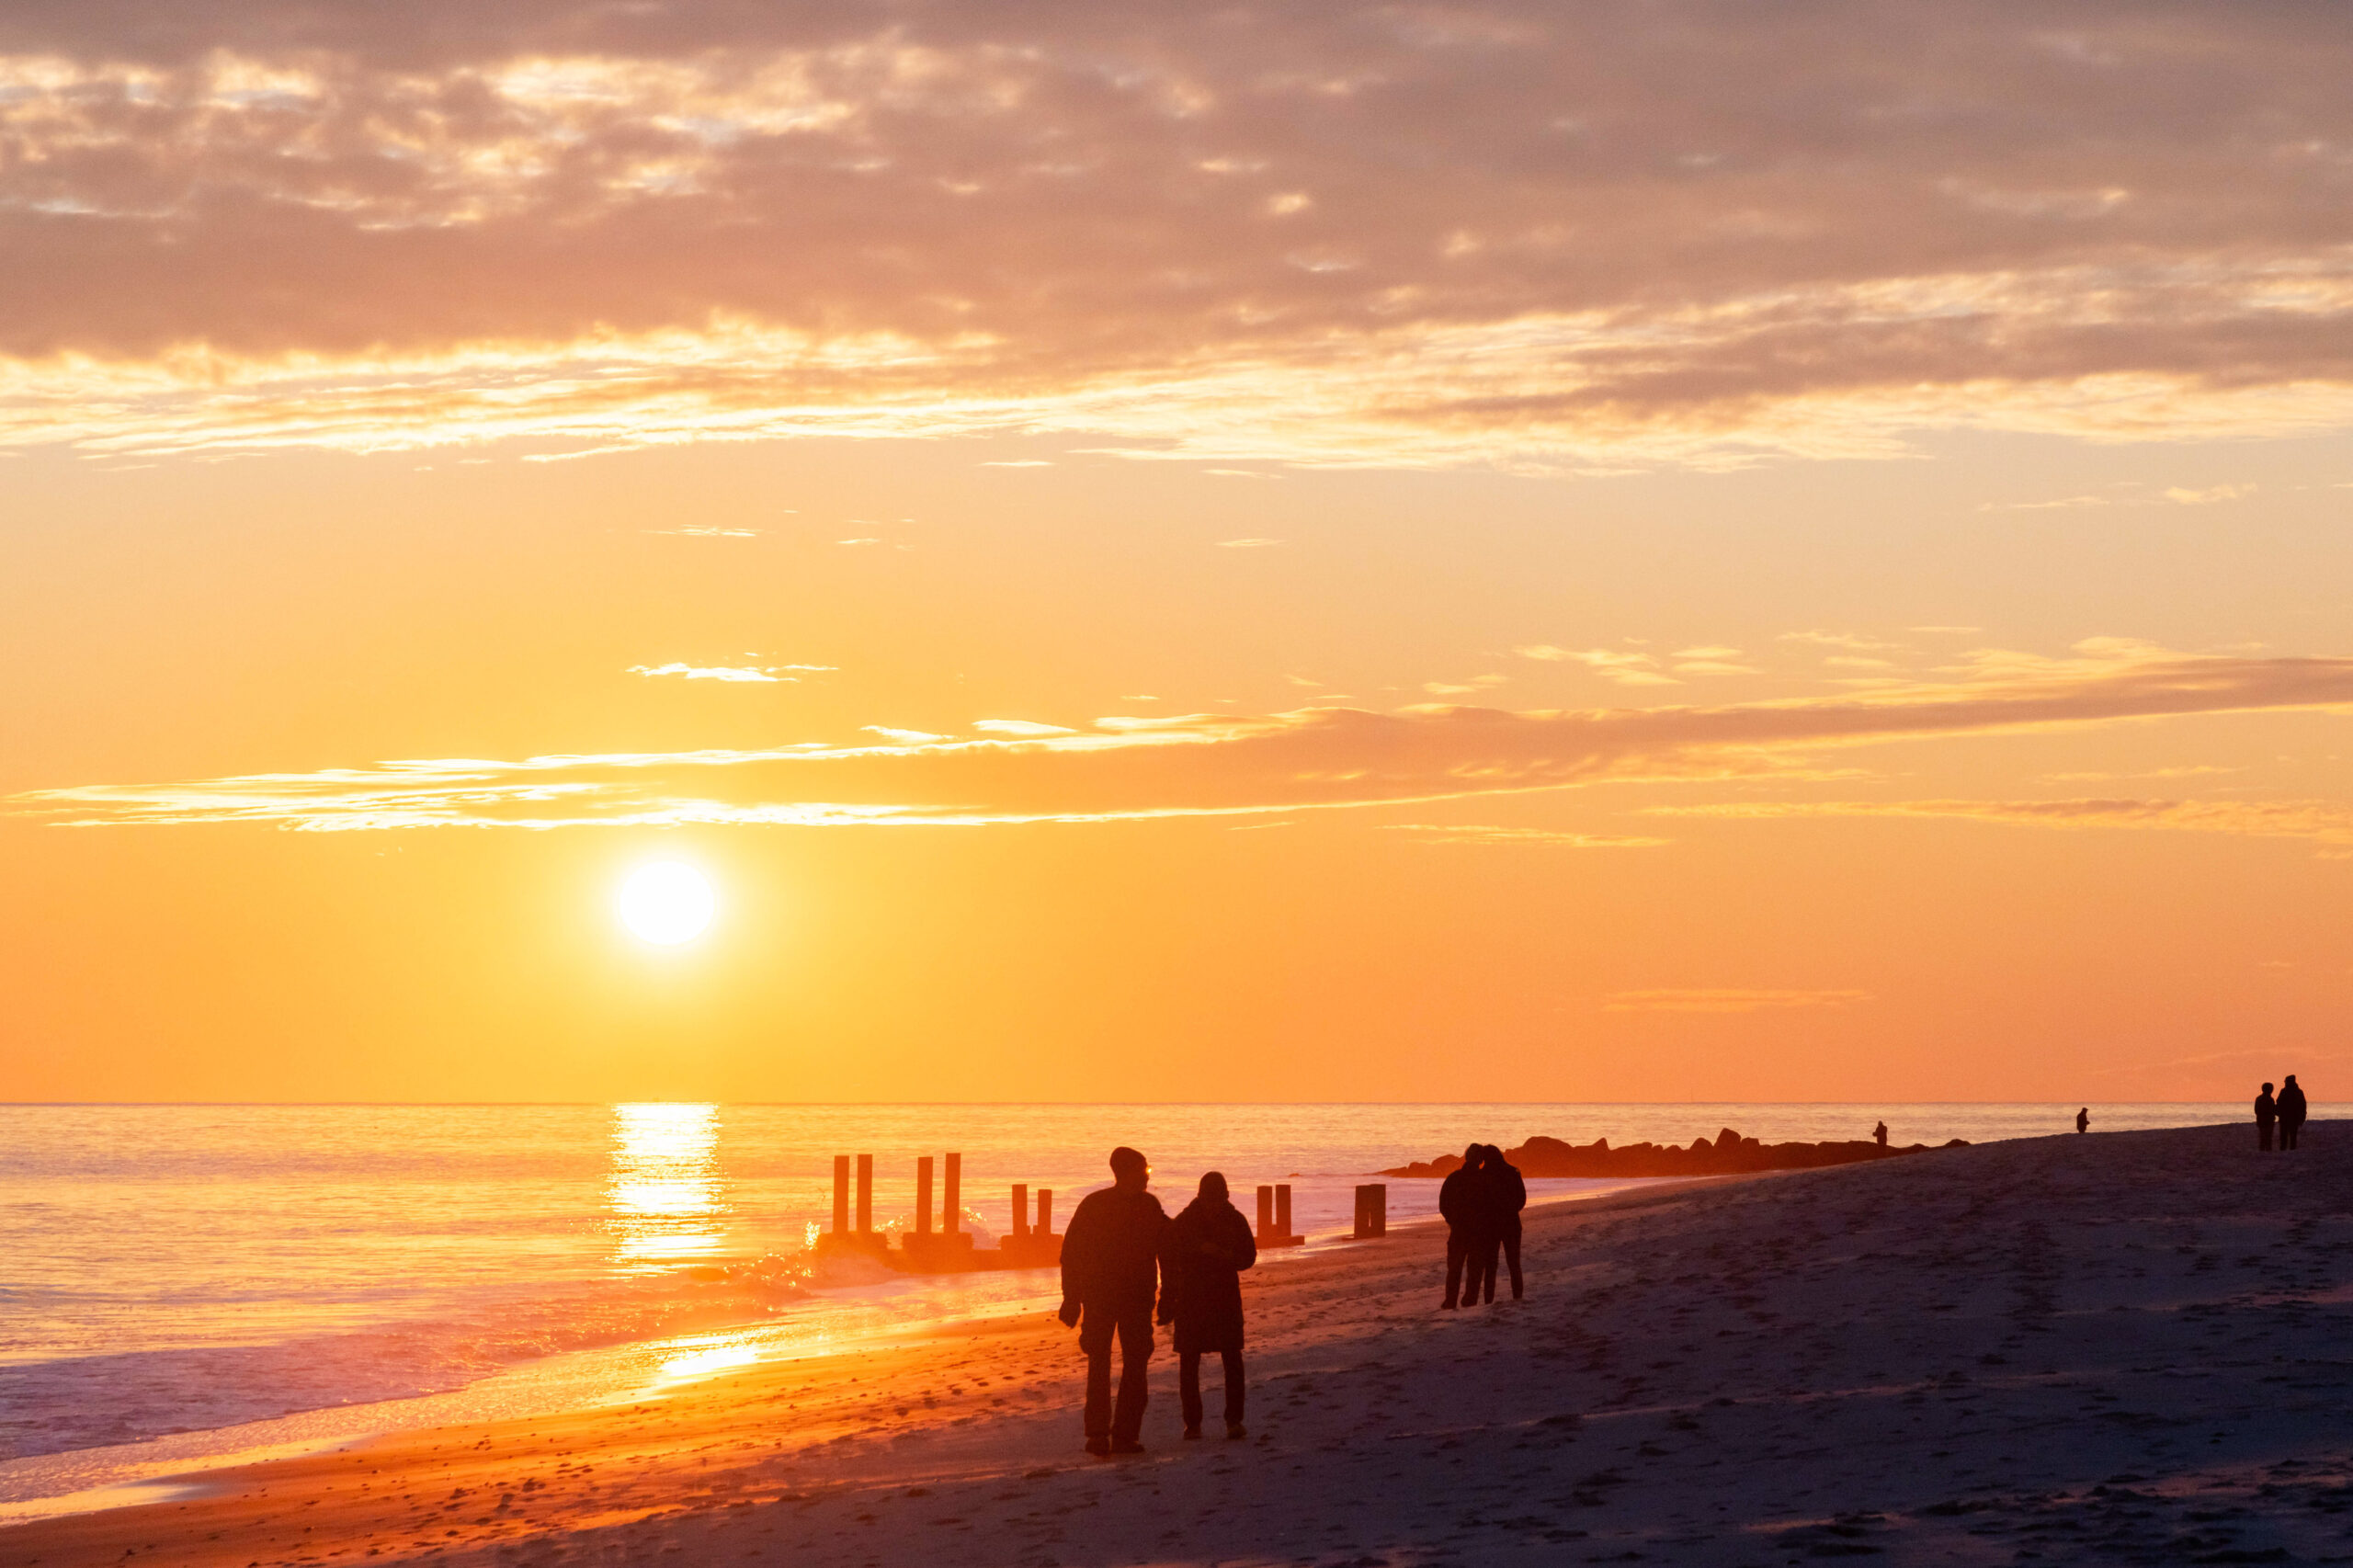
[605, 1102, 728, 1271]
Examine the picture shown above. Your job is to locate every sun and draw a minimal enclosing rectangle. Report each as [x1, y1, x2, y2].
[616, 862, 716, 946]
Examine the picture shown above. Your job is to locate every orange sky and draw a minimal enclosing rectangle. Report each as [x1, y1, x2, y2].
[4, 1, 2351, 1102]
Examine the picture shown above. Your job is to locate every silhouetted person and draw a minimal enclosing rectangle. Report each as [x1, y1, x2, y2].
[2256, 1082, 2278, 1153]
[2279, 1075, 2308, 1151]
[1873, 1120, 1889, 1148]
[2075, 1107, 2090, 1134]
[1438, 1144, 1486, 1309]
[1481, 1142, 1528, 1301]
[1059, 1146, 1168, 1456]
[1158, 1171, 1256, 1440]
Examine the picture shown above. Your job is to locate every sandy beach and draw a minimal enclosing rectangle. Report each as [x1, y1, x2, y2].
[16, 1121, 2353, 1567]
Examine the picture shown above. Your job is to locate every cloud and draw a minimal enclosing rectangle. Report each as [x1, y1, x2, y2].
[1422, 675, 1509, 696]
[1514, 646, 1679, 686]
[2165, 483, 2255, 506]
[628, 663, 790, 683]
[1654, 796, 2353, 853]
[1383, 825, 1668, 848]
[1603, 989, 1871, 1014]
[644, 526, 761, 538]
[971, 719, 1078, 737]
[1216, 538, 1284, 549]
[5, 3, 2353, 466]
[15, 647, 2353, 832]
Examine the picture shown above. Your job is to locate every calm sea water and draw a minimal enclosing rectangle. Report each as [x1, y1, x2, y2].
[0, 1102, 2235, 1512]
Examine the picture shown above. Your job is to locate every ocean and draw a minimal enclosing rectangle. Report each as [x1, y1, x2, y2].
[0, 1101, 2236, 1516]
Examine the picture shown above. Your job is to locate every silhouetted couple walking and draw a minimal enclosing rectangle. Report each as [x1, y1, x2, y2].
[1058, 1147, 1255, 1456]
[1438, 1142, 1526, 1309]
[2256, 1075, 2308, 1151]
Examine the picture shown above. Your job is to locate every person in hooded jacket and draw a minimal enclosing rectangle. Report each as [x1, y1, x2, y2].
[1157, 1171, 1256, 1439]
[1438, 1144, 1490, 1309]
[2279, 1074, 2309, 1151]
[1058, 1146, 1169, 1456]
[1482, 1142, 1529, 1301]
[2256, 1082, 2278, 1152]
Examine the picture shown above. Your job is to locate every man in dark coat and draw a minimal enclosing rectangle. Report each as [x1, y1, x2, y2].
[1059, 1145, 1169, 1456]
[2279, 1075, 2309, 1151]
[1482, 1143, 1529, 1301]
[1438, 1144, 1489, 1309]
[1158, 1171, 1256, 1439]
[2256, 1082, 2278, 1152]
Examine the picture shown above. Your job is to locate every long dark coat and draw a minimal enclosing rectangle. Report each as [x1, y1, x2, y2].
[1484, 1155, 1528, 1239]
[2280, 1082, 2309, 1128]
[1061, 1187, 1169, 1318]
[1438, 1162, 1491, 1241]
[1157, 1194, 1256, 1354]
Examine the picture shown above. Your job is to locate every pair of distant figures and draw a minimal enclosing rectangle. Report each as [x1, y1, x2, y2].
[1438, 1143, 1528, 1309]
[2256, 1075, 2309, 1152]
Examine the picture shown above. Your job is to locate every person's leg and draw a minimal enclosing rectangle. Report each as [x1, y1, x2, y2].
[1179, 1351, 1204, 1434]
[1474, 1238, 1499, 1304]
[1111, 1312, 1153, 1445]
[2260, 1123, 2273, 1152]
[1443, 1231, 1465, 1307]
[1503, 1230, 1524, 1300]
[1221, 1348, 1245, 1430]
[1081, 1317, 1113, 1449]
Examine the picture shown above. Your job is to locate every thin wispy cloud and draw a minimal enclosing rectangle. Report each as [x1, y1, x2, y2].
[629, 663, 792, 684]
[1383, 825, 1668, 849]
[1603, 989, 1871, 1015]
[1655, 797, 2353, 854]
[14, 647, 2353, 832]
[5, 3, 2353, 466]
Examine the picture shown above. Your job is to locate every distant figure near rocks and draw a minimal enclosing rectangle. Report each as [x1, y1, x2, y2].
[1482, 1143, 1528, 1301]
[1158, 1171, 1256, 1440]
[1873, 1121, 1888, 1148]
[1059, 1146, 1168, 1457]
[2279, 1075, 2308, 1151]
[2075, 1108, 2090, 1134]
[2256, 1083, 2278, 1152]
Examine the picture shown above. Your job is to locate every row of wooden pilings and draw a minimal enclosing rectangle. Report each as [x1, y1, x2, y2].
[813, 1156, 1388, 1270]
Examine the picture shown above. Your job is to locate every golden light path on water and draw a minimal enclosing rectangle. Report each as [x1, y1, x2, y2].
[605, 1103, 728, 1272]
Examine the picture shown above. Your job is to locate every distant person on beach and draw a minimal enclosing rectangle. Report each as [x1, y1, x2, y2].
[2279, 1075, 2308, 1151]
[1482, 1143, 1528, 1301]
[2075, 1108, 2090, 1134]
[1873, 1121, 1888, 1148]
[1157, 1171, 1256, 1440]
[2256, 1083, 2278, 1152]
[1438, 1144, 1489, 1310]
[1059, 1146, 1169, 1456]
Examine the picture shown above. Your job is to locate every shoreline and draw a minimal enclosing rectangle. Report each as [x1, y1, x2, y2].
[23, 1122, 2353, 1566]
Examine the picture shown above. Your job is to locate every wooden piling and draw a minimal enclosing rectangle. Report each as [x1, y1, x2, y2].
[1353, 1183, 1386, 1239]
[943, 1152, 961, 1235]
[1256, 1184, 1275, 1240]
[1011, 1183, 1029, 1238]
[856, 1153, 873, 1233]
[1037, 1188, 1052, 1236]
[832, 1155, 849, 1234]
[1276, 1183, 1294, 1239]
[917, 1156, 934, 1236]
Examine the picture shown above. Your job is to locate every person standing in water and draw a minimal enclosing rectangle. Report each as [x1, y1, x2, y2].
[2279, 1074, 2308, 1151]
[2256, 1082, 2278, 1152]
[1059, 1146, 1169, 1457]
[2075, 1107, 2090, 1134]
[1157, 1171, 1256, 1440]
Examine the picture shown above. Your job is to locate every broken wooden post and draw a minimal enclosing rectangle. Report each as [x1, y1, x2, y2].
[943, 1152, 961, 1236]
[1276, 1183, 1294, 1240]
[916, 1156, 934, 1236]
[1353, 1183, 1386, 1239]
[1036, 1188, 1052, 1236]
[856, 1153, 873, 1234]
[1011, 1183, 1029, 1239]
[832, 1155, 849, 1235]
[1256, 1184, 1275, 1241]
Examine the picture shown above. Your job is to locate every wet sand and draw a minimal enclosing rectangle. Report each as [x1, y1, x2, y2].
[15, 1121, 2353, 1566]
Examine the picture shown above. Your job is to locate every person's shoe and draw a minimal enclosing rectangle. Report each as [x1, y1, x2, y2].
[1085, 1436, 1111, 1458]
[1182, 1425, 1202, 1440]
[1225, 1422, 1247, 1440]
[1439, 1300, 1458, 1311]
[1110, 1438, 1146, 1455]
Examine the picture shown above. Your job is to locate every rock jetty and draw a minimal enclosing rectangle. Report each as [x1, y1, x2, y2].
[1380, 1127, 1968, 1179]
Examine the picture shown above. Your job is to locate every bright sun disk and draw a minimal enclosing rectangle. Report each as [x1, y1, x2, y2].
[617, 861, 716, 946]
